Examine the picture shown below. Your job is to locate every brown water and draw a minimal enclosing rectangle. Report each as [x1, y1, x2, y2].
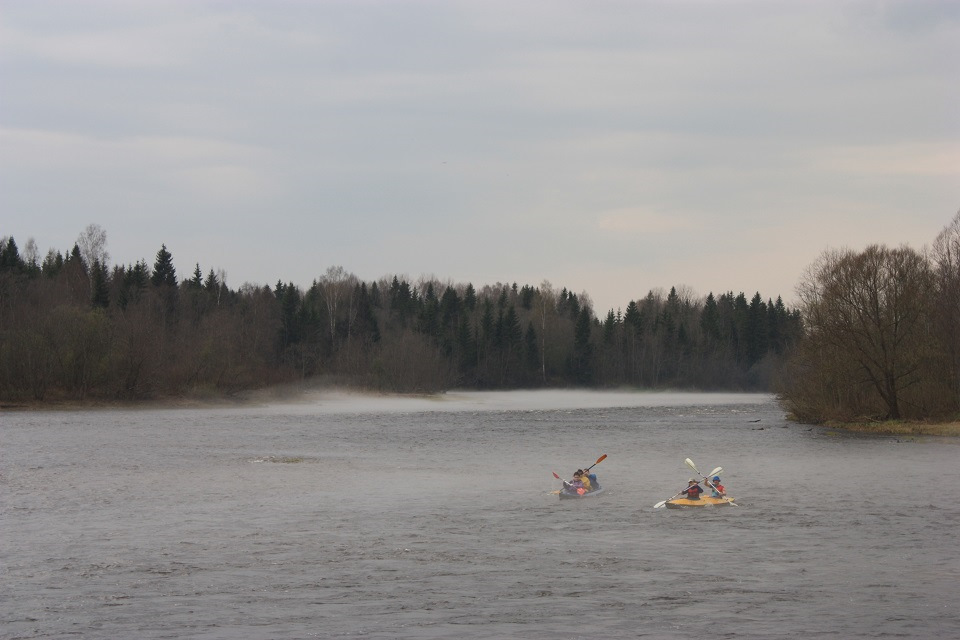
[3, 391, 959, 639]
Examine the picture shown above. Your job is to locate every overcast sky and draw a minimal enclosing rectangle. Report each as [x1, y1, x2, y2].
[2, 0, 958, 313]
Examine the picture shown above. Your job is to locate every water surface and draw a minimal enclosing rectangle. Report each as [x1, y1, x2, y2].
[3, 391, 958, 638]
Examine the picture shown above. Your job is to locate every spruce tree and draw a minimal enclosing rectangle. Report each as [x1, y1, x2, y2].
[204, 269, 219, 293]
[90, 259, 110, 308]
[524, 322, 539, 372]
[572, 307, 593, 383]
[151, 244, 177, 287]
[354, 282, 381, 343]
[189, 264, 203, 289]
[0, 237, 22, 272]
[463, 283, 477, 311]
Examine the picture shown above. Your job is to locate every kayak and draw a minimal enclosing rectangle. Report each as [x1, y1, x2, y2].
[559, 486, 605, 500]
[664, 496, 735, 508]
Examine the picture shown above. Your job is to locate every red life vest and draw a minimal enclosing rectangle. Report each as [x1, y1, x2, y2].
[684, 484, 702, 499]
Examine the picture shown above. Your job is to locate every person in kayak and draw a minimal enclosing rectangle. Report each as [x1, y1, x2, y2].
[587, 470, 600, 490]
[563, 471, 585, 494]
[706, 475, 725, 497]
[577, 469, 592, 492]
[681, 479, 703, 500]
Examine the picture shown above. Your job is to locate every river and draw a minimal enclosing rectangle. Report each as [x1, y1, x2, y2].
[2, 390, 958, 639]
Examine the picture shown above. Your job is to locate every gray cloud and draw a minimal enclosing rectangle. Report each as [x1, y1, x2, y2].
[2, 0, 957, 312]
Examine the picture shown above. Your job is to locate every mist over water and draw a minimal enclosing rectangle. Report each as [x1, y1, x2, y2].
[3, 391, 959, 639]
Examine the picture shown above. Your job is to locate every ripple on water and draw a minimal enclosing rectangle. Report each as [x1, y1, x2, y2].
[2, 393, 959, 639]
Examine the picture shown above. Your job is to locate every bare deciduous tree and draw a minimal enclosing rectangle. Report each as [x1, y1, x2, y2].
[538, 280, 556, 384]
[318, 265, 357, 347]
[77, 223, 109, 270]
[931, 209, 960, 409]
[795, 244, 934, 419]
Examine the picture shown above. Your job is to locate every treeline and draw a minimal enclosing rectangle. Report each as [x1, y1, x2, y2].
[0, 228, 801, 402]
[777, 210, 960, 422]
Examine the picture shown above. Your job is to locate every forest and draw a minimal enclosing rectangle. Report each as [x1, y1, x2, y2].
[0, 225, 801, 403]
[3, 212, 959, 425]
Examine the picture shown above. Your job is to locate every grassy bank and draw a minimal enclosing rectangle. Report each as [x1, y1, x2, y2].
[823, 419, 960, 437]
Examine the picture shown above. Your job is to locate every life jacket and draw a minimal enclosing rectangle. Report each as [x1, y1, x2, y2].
[710, 482, 725, 496]
[564, 479, 585, 495]
[684, 484, 702, 499]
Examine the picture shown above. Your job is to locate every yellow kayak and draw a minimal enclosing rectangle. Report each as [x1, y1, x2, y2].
[665, 496, 736, 508]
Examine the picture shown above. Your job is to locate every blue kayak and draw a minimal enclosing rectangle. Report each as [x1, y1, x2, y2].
[558, 486, 605, 500]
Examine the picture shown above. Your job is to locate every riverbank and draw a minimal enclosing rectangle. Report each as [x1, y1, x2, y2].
[823, 419, 960, 437]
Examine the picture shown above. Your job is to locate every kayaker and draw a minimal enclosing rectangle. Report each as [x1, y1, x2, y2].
[565, 471, 585, 494]
[681, 479, 703, 500]
[707, 475, 725, 497]
[578, 469, 592, 492]
[587, 471, 600, 490]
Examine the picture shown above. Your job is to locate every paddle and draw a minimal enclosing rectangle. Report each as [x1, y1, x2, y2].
[683, 457, 719, 479]
[585, 454, 607, 471]
[653, 490, 686, 509]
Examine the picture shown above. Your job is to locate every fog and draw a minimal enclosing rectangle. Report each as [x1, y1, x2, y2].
[257, 388, 775, 415]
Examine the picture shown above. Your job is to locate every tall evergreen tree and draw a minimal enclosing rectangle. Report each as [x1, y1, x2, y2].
[700, 292, 721, 342]
[463, 283, 477, 311]
[520, 284, 536, 310]
[278, 282, 302, 348]
[354, 282, 381, 344]
[204, 269, 219, 292]
[747, 293, 768, 365]
[524, 321, 539, 373]
[571, 307, 593, 383]
[419, 283, 440, 338]
[189, 263, 203, 289]
[151, 244, 177, 287]
[439, 286, 460, 332]
[0, 237, 22, 272]
[90, 259, 110, 308]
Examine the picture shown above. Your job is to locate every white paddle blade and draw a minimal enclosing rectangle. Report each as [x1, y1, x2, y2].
[653, 500, 667, 509]
[684, 458, 701, 475]
[707, 466, 723, 478]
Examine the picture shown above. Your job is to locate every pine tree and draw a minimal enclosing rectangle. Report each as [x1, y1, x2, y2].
[524, 322, 539, 373]
[463, 283, 477, 311]
[354, 282, 381, 344]
[747, 292, 768, 365]
[189, 264, 203, 290]
[603, 309, 617, 345]
[571, 307, 593, 383]
[419, 283, 440, 338]
[90, 259, 110, 308]
[503, 305, 522, 348]
[204, 269, 219, 292]
[700, 292, 721, 342]
[0, 237, 22, 272]
[520, 285, 535, 310]
[279, 282, 301, 348]
[439, 286, 460, 332]
[151, 244, 177, 287]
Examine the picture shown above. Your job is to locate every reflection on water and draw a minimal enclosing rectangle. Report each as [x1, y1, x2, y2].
[2, 391, 959, 639]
